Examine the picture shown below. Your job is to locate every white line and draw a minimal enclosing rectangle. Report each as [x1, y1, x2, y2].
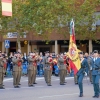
[39, 93, 79, 99]
[3, 77, 74, 82]
[24, 77, 74, 82]
[4, 78, 13, 82]
[0, 86, 44, 91]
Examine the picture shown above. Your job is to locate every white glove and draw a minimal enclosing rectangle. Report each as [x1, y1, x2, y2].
[90, 66, 92, 70]
[84, 72, 87, 77]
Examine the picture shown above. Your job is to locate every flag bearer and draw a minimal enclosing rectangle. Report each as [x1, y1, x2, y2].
[77, 52, 89, 97]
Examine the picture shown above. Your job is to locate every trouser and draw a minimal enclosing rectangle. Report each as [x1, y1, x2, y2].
[13, 71, 20, 86]
[18, 70, 21, 84]
[28, 70, 34, 86]
[92, 75, 100, 96]
[44, 68, 47, 83]
[0, 72, 3, 87]
[59, 69, 65, 84]
[33, 67, 37, 84]
[74, 75, 78, 84]
[89, 70, 92, 82]
[64, 69, 67, 82]
[46, 70, 52, 85]
[77, 74, 84, 94]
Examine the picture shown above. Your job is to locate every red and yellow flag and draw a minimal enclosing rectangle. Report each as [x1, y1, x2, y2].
[67, 19, 81, 75]
[1, 0, 12, 16]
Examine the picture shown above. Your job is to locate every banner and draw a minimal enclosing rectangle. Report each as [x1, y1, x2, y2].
[1, 0, 12, 16]
[67, 19, 81, 75]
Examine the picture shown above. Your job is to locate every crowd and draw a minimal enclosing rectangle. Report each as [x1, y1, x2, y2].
[0, 50, 100, 98]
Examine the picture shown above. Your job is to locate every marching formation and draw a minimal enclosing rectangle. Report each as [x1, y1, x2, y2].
[0, 50, 100, 98]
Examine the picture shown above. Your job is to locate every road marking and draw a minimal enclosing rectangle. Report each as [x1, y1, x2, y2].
[39, 93, 79, 99]
[24, 77, 74, 82]
[4, 78, 13, 82]
[0, 86, 44, 91]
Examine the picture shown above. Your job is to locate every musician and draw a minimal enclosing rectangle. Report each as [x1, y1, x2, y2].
[77, 52, 89, 97]
[27, 52, 36, 87]
[33, 52, 38, 84]
[43, 51, 49, 83]
[45, 53, 53, 86]
[2, 53, 8, 85]
[58, 53, 66, 85]
[0, 52, 5, 89]
[17, 52, 23, 85]
[12, 52, 23, 88]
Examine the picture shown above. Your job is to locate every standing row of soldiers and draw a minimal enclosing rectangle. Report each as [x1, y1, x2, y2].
[0, 51, 70, 88]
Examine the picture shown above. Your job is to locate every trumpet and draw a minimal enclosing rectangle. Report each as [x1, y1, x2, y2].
[48, 56, 53, 63]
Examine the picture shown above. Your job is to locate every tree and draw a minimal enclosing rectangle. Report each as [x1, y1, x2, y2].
[0, 0, 100, 52]
[21, 0, 100, 40]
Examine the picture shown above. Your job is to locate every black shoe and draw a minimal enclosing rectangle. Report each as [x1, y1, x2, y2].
[31, 85, 34, 86]
[93, 95, 96, 98]
[34, 83, 37, 84]
[64, 82, 67, 83]
[96, 96, 99, 98]
[48, 85, 52, 86]
[0, 87, 5, 89]
[75, 83, 78, 85]
[17, 86, 20, 88]
[60, 84, 65, 85]
[79, 94, 83, 97]
[18, 83, 21, 85]
[14, 86, 17, 88]
[28, 85, 32, 87]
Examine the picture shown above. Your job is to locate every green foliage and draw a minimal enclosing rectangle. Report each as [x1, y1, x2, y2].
[0, 0, 100, 40]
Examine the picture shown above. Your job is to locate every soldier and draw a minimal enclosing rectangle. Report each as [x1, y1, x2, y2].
[2, 53, 8, 86]
[45, 53, 53, 86]
[12, 53, 23, 88]
[84, 52, 93, 84]
[43, 51, 49, 83]
[17, 53, 23, 85]
[0, 52, 5, 89]
[27, 52, 35, 87]
[58, 53, 66, 85]
[63, 53, 68, 83]
[33, 52, 38, 84]
[77, 52, 89, 97]
[91, 50, 100, 98]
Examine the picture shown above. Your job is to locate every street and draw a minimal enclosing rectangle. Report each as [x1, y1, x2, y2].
[0, 76, 99, 100]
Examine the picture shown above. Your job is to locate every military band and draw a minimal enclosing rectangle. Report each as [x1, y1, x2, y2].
[0, 50, 99, 98]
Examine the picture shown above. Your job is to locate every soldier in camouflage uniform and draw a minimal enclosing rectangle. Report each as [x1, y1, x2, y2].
[27, 53, 35, 87]
[0, 52, 5, 89]
[58, 53, 66, 85]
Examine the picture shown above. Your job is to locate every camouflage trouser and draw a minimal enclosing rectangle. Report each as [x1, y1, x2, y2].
[59, 69, 65, 84]
[74, 75, 78, 84]
[0, 72, 3, 87]
[28, 70, 34, 86]
[44, 69, 47, 83]
[46, 70, 52, 85]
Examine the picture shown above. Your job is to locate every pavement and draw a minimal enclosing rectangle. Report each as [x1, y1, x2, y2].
[0, 76, 99, 100]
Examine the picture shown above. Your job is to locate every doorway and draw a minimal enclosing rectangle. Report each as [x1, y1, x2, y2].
[9, 42, 16, 53]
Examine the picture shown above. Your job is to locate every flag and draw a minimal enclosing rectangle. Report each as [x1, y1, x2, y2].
[67, 19, 81, 75]
[1, 0, 12, 16]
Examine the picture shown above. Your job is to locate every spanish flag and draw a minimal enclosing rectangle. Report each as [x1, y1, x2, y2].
[67, 19, 81, 75]
[1, 0, 12, 16]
